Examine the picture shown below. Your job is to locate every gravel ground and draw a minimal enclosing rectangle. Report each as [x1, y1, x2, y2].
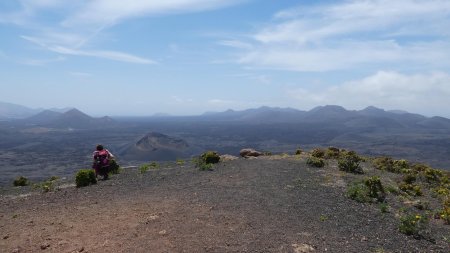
[0, 156, 449, 252]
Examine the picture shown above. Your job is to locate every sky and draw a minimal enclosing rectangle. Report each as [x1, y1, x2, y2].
[1, 0, 450, 117]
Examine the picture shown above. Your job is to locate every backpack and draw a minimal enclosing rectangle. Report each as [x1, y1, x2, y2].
[94, 150, 110, 168]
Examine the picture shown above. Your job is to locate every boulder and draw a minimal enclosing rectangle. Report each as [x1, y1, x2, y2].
[240, 148, 262, 158]
[220, 154, 239, 161]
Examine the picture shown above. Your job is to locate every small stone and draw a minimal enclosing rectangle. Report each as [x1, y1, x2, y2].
[78, 246, 85, 252]
[158, 230, 167, 236]
[3, 235, 9, 239]
[40, 243, 50, 250]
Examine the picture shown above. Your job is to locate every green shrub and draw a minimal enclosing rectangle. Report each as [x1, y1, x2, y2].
[393, 159, 410, 173]
[201, 151, 220, 164]
[199, 162, 213, 171]
[379, 203, 390, 213]
[373, 157, 410, 174]
[403, 173, 417, 184]
[75, 169, 97, 187]
[109, 159, 121, 174]
[310, 148, 325, 158]
[139, 164, 149, 174]
[176, 159, 185, 165]
[306, 156, 325, 167]
[194, 151, 220, 171]
[347, 177, 385, 203]
[49, 176, 59, 181]
[347, 182, 372, 203]
[338, 151, 363, 174]
[440, 207, 450, 225]
[36, 176, 59, 192]
[364, 176, 385, 201]
[139, 162, 159, 174]
[373, 157, 393, 170]
[433, 186, 450, 197]
[295, 149, 302, 155]
[13, 176, 29, 187]
[324, 146, 340, 159]
[423, 167, 444, 184]
[41, 180, 54, 193]
[398, 214, 428, 236]
[399, 183, 423, 196]
[439, 198, 450, 224]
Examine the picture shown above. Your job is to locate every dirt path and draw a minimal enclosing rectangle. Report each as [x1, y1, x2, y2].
[1, 157, 448, 252]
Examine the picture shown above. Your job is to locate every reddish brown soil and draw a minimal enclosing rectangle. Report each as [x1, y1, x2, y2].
[1, 156, 449, 252]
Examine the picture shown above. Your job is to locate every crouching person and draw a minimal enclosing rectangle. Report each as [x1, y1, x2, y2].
[92, 144, 114, 180]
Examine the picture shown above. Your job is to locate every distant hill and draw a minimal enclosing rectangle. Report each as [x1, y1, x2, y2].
[21, 108, 115, 129]
[200, 106, 306, 122]
[119, 132, 201, 161]
[0, 101, 73, 120]
[25, 110, 63, 124]
[196, 105, 449, 130]
[0, 101, 40, 119]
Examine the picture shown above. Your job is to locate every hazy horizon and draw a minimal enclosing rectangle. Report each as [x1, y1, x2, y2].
[2, 100, 448, 119]
[1, 0, 450, 117]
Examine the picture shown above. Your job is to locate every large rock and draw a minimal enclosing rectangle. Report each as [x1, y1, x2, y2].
[220, 154, 239, 161]
[240, 148, 262, 158]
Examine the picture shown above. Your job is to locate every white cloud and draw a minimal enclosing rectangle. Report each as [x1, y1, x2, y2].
[50, 46, 157, 64]
[69, 71, 92, 77]
[218, 40, 253, 50]
[62, 0, 245, 27]
[232, 0, 450, 72]
[10, 0, 246, 64]
[19, 56, 65, 66]
[288, 71, 450, 116]
[21, 35, 156, 64]
[208, 99, 237, 105]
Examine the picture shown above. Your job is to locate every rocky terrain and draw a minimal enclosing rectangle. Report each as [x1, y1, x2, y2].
[1, 153, 449, 252]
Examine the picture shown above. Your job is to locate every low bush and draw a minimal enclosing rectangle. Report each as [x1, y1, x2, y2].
[306, 156, 325, 168]
[347, 182, 372, 203]
[347, 176, 385, 203]
[13, 176, 29, 187]
[379, 203, 390, 213]
[201, 151, 220, 164]
[75, 169, 97, 187]
[139, 164, 150, 174]
[310, 148, 325, 158]
[338, 151, 363, 174]
[109, 159, 121, 174]
[36, 176, 59, 192]
[41, 180, 54, 193]
[139, 162, 159, 174]
[324, 146, 340, 159]
[423, 167, 444, 184]
[194, 151, 220, 171]
[393, 159, 410, 173]
[403, 173, 417, 184]
[373, 157, 394, 171]
[198, 162, 213, 171]
[398, 183, 423, 196]
[440, 207, 450, 225]
[373, 157, 409, 174]
[433, 186, 450, 197]
[439, 198, 450, 224]
[364, 176, 385, 201]
[398, 214, 428, 236]
[176, 159, 185, 165]
[295, 149, 302, 155]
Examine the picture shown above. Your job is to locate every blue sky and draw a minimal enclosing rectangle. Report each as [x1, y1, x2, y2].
[1, 0, 450, 117]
